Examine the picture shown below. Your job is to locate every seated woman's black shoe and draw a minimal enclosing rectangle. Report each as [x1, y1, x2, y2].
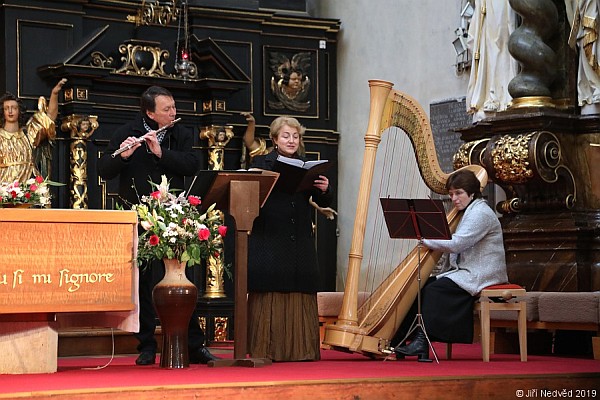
[394, 329, 430, 361]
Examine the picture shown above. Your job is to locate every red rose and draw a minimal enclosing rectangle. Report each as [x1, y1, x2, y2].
[150, 191, 161, 199]
[218, 225, 227, 237]
[30, 184, 37, 191]
[149, 234, 160, 246]
[35, 176, 44, 184]
[10, 191, 17, 199]
[25, 193, 31, 199]
[197, 228, 210, 241]
[188, 195, 201, 206]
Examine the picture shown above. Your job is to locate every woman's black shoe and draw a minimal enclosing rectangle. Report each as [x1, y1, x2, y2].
[394, 329, 430, 361]
[189, 346, 220, 364]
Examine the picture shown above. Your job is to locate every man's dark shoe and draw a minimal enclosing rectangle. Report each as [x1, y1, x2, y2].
[189, 347, 220, 364]
[135, 351, 156, 365]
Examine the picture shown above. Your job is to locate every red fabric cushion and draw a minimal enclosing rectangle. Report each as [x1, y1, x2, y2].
[482, 283, 524, 291]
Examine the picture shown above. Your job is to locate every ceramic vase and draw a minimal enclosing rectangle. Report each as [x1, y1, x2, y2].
[152, 258, 198, 368]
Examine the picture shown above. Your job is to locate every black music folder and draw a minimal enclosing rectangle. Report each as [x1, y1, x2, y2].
[273, 154, 332, 194]
[380, 198, 451, 240]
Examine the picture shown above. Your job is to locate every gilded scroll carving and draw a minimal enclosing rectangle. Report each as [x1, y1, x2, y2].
[116, 41, 170, 77]
[458, 130, 576, 213]
[491, 132, 535, 184]
[127, 0, 179, 27]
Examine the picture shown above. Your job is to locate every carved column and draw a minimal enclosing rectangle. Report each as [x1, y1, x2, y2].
[199, 125, 234, 298]
[507, 0, 559, 107]
[200, 125, 234, 171]
[196, 125, 236, 344]
[61, 115, 98, 209]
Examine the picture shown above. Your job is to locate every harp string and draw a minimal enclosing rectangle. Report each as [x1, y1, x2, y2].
[360, 122, 429, 297]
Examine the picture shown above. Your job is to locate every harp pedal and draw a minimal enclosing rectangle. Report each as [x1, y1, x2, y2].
[379, 339, 393, 354]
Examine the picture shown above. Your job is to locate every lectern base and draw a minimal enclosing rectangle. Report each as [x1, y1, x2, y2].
[0, 322, 58, 374]
[207, 357, 272, 368]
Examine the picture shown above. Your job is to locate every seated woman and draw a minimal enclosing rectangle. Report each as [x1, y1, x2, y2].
[392, 169, 508, 361]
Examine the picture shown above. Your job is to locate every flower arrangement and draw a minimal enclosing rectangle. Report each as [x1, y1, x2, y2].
[133, 175, 227, 267]
[0, 176, 52, 207]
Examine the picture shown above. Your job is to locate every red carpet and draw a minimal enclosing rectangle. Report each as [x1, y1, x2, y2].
[1, 344, 598, 396]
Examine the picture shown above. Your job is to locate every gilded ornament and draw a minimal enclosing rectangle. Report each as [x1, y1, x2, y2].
[116, 42, 170, 77]
[491, 133, 535, 184]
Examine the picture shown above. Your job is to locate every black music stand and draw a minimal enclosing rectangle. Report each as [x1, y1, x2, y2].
[380, 198, 451, 364]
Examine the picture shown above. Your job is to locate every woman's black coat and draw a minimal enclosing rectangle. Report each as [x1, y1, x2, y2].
[248, 150, 332, 293]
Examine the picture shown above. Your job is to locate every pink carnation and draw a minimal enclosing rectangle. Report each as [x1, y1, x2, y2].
[188, 195, 201, 206]
[197, 228, 210, 241]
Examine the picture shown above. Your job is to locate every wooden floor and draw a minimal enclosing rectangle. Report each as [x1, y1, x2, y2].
[4, 372, 599, 400]
[7, 329, 590, 400]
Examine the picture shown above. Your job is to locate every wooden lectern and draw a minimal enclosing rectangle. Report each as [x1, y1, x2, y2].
[189, 170, 278, 367]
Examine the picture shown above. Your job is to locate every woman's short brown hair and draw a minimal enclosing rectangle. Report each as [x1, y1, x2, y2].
[269, 116, 306, 156]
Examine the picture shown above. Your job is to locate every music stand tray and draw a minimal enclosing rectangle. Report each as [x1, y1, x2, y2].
[380, 198, 450, 241]
[380, 198, 451, 363]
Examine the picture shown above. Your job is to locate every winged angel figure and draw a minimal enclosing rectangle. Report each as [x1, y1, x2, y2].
[268, 51, 311, 112]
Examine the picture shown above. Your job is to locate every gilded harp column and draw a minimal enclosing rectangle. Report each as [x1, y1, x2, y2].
[61, 115, 98, 209]
[199, 125, 234, 299]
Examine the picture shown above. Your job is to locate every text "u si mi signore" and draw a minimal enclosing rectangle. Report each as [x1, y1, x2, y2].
[1, 269, 115, 292]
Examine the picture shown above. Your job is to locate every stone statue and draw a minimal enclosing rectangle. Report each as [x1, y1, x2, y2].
[466, 0, 518, 121]
[566, 0, 600, 114]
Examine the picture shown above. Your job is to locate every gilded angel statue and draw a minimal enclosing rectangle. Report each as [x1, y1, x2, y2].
[0, 78, 67, 183]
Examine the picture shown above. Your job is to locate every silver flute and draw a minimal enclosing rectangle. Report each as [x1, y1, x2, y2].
[111, 118, 181, 158]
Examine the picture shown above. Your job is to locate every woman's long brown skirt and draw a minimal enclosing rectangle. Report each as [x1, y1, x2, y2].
[247, 292, 321, 362]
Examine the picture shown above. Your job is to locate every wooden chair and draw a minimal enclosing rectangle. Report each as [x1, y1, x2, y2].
[447, 283, 528, 362]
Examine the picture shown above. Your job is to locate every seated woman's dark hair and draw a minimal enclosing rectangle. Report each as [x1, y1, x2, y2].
[446, 169, 482, 199]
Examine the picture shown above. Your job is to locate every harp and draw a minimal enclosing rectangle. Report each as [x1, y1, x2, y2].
[323, 79, 488, 356]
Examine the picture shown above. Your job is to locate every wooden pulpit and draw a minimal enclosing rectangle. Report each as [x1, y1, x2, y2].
[189, 170, 278, 367]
